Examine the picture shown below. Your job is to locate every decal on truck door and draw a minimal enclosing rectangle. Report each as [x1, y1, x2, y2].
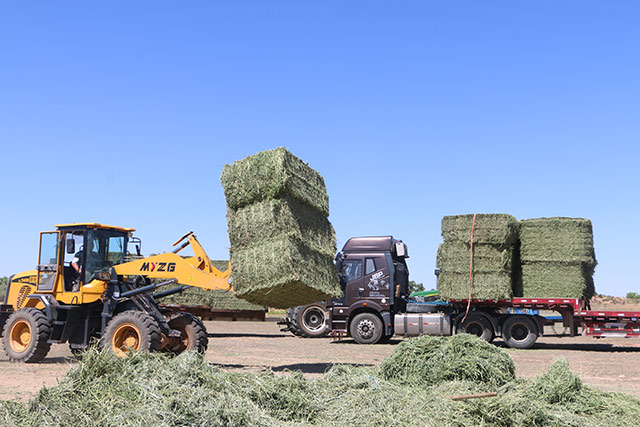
[367, 270, 389, 291]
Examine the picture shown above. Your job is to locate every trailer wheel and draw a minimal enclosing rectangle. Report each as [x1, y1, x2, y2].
[166, 312, 208, 354]
[457, 314, 494, 342]
[2, 308, 52, 363]
[102, 311, 162, 356]
[350, 312, 383, 344]
[502, 315, 538, 349]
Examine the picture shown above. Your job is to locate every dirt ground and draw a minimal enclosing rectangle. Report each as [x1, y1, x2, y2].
[2, 312, 640, 402]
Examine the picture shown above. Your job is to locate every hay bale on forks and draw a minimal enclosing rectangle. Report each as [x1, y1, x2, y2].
[221, 148, 340, 308]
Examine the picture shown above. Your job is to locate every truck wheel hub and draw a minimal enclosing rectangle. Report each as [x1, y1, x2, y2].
[302, 308, 325, 332]
[357, 319, 375, 339]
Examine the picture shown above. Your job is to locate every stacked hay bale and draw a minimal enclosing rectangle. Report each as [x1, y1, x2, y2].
[221, 147, 341, 308]
[520, 217, 596, 298]
[437, 214, 520, 300]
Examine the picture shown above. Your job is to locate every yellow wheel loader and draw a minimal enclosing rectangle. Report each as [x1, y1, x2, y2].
[0, 223, 230, 362]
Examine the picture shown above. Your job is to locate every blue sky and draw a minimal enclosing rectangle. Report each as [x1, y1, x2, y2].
[1, 2, 638, 296]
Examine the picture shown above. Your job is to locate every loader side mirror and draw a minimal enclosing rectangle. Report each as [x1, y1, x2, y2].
[66, 238, 75, 254]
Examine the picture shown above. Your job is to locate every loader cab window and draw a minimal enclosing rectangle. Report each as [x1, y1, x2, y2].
[342, 259, 362, 283]
[78, 229, 127, 283]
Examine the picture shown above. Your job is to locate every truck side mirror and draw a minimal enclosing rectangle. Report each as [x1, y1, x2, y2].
[66, 238, 75, 254]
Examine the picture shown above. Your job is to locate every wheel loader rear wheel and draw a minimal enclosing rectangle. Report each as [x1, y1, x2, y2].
[2, 308, 52, 363]
[166, 312, 208, 354]
[102, 311, 162, 357]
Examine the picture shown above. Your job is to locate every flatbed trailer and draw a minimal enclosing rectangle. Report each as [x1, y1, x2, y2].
[389, 297, 640, 348]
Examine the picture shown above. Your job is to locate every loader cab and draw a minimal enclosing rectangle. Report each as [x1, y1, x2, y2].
[36, 223, 134, 298]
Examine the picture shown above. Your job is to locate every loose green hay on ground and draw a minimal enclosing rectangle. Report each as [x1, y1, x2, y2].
[2, 336, 639, 427]
[378, 334, 515, 387]
[520, 218, 597, 298]
[222, 148, 340, 308]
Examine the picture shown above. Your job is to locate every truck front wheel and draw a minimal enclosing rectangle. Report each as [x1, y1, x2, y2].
[350, 312, 383, 344]
[502, 315, 538, 349]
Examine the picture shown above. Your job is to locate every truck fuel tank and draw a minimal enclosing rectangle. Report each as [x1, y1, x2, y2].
[394, 312, 452, 337]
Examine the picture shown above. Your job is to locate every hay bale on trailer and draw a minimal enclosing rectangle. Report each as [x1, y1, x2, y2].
[221, 148, 340, 308]
[437, 214, 519, 300]
[520, 217, 596, 298]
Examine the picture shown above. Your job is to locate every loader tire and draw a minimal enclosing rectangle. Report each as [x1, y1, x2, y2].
[102, 311, 162, 356]
[2, 308, 52, 363]
[166, 312, 208, 354]
[289, 303, 329, 338]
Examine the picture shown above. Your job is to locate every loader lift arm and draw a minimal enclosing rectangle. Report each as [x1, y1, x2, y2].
[113, 232, 232, 291]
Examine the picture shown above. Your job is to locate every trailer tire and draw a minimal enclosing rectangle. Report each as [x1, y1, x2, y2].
[502, 315, 538, 349]
[166, 312, 208, 354]
[350, 312, 383, 344]
[102, 311, 162, 356]
[457, 314, 494, 342]
[2, 308, 52, 363]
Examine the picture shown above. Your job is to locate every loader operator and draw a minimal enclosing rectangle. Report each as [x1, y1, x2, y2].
[71, 237, 104, 290]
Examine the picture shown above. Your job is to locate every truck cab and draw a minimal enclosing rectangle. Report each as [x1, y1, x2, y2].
[330, 236, 410, 344]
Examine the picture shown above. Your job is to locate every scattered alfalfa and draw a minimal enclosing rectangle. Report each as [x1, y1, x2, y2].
[230, 236, 341, 308]
[220, 147, 330, 216]
[437, 271, 513, 300]
[226, 194, 336, 257]
[3, 345, 640, 427]
[378, 334, 515, 387]
[441, 214, 520, 245]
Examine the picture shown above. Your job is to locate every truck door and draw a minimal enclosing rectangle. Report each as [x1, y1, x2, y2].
[37, 231, 60, 292]
[341, 256, 364, 304]
[363, 254, 391, 308]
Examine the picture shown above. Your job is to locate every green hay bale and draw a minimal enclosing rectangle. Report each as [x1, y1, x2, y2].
[520, 217, 595, 263]
[438, 271, 513, 300]
[161, 288, 266, 311]
[436, 243, 514, 273]
[230, 236, 341, 308]
[442, 214, 519, 245]
[378, 334, 515, 387]
[226, 194, 336, 257]
[220, 147, 330, 216]
[522, 261, 595, 298]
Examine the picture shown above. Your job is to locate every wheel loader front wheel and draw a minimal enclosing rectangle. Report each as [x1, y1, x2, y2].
[102, 311, 162, 357]
[2, 308, 52, 363]
[166, 312, 208, 354]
